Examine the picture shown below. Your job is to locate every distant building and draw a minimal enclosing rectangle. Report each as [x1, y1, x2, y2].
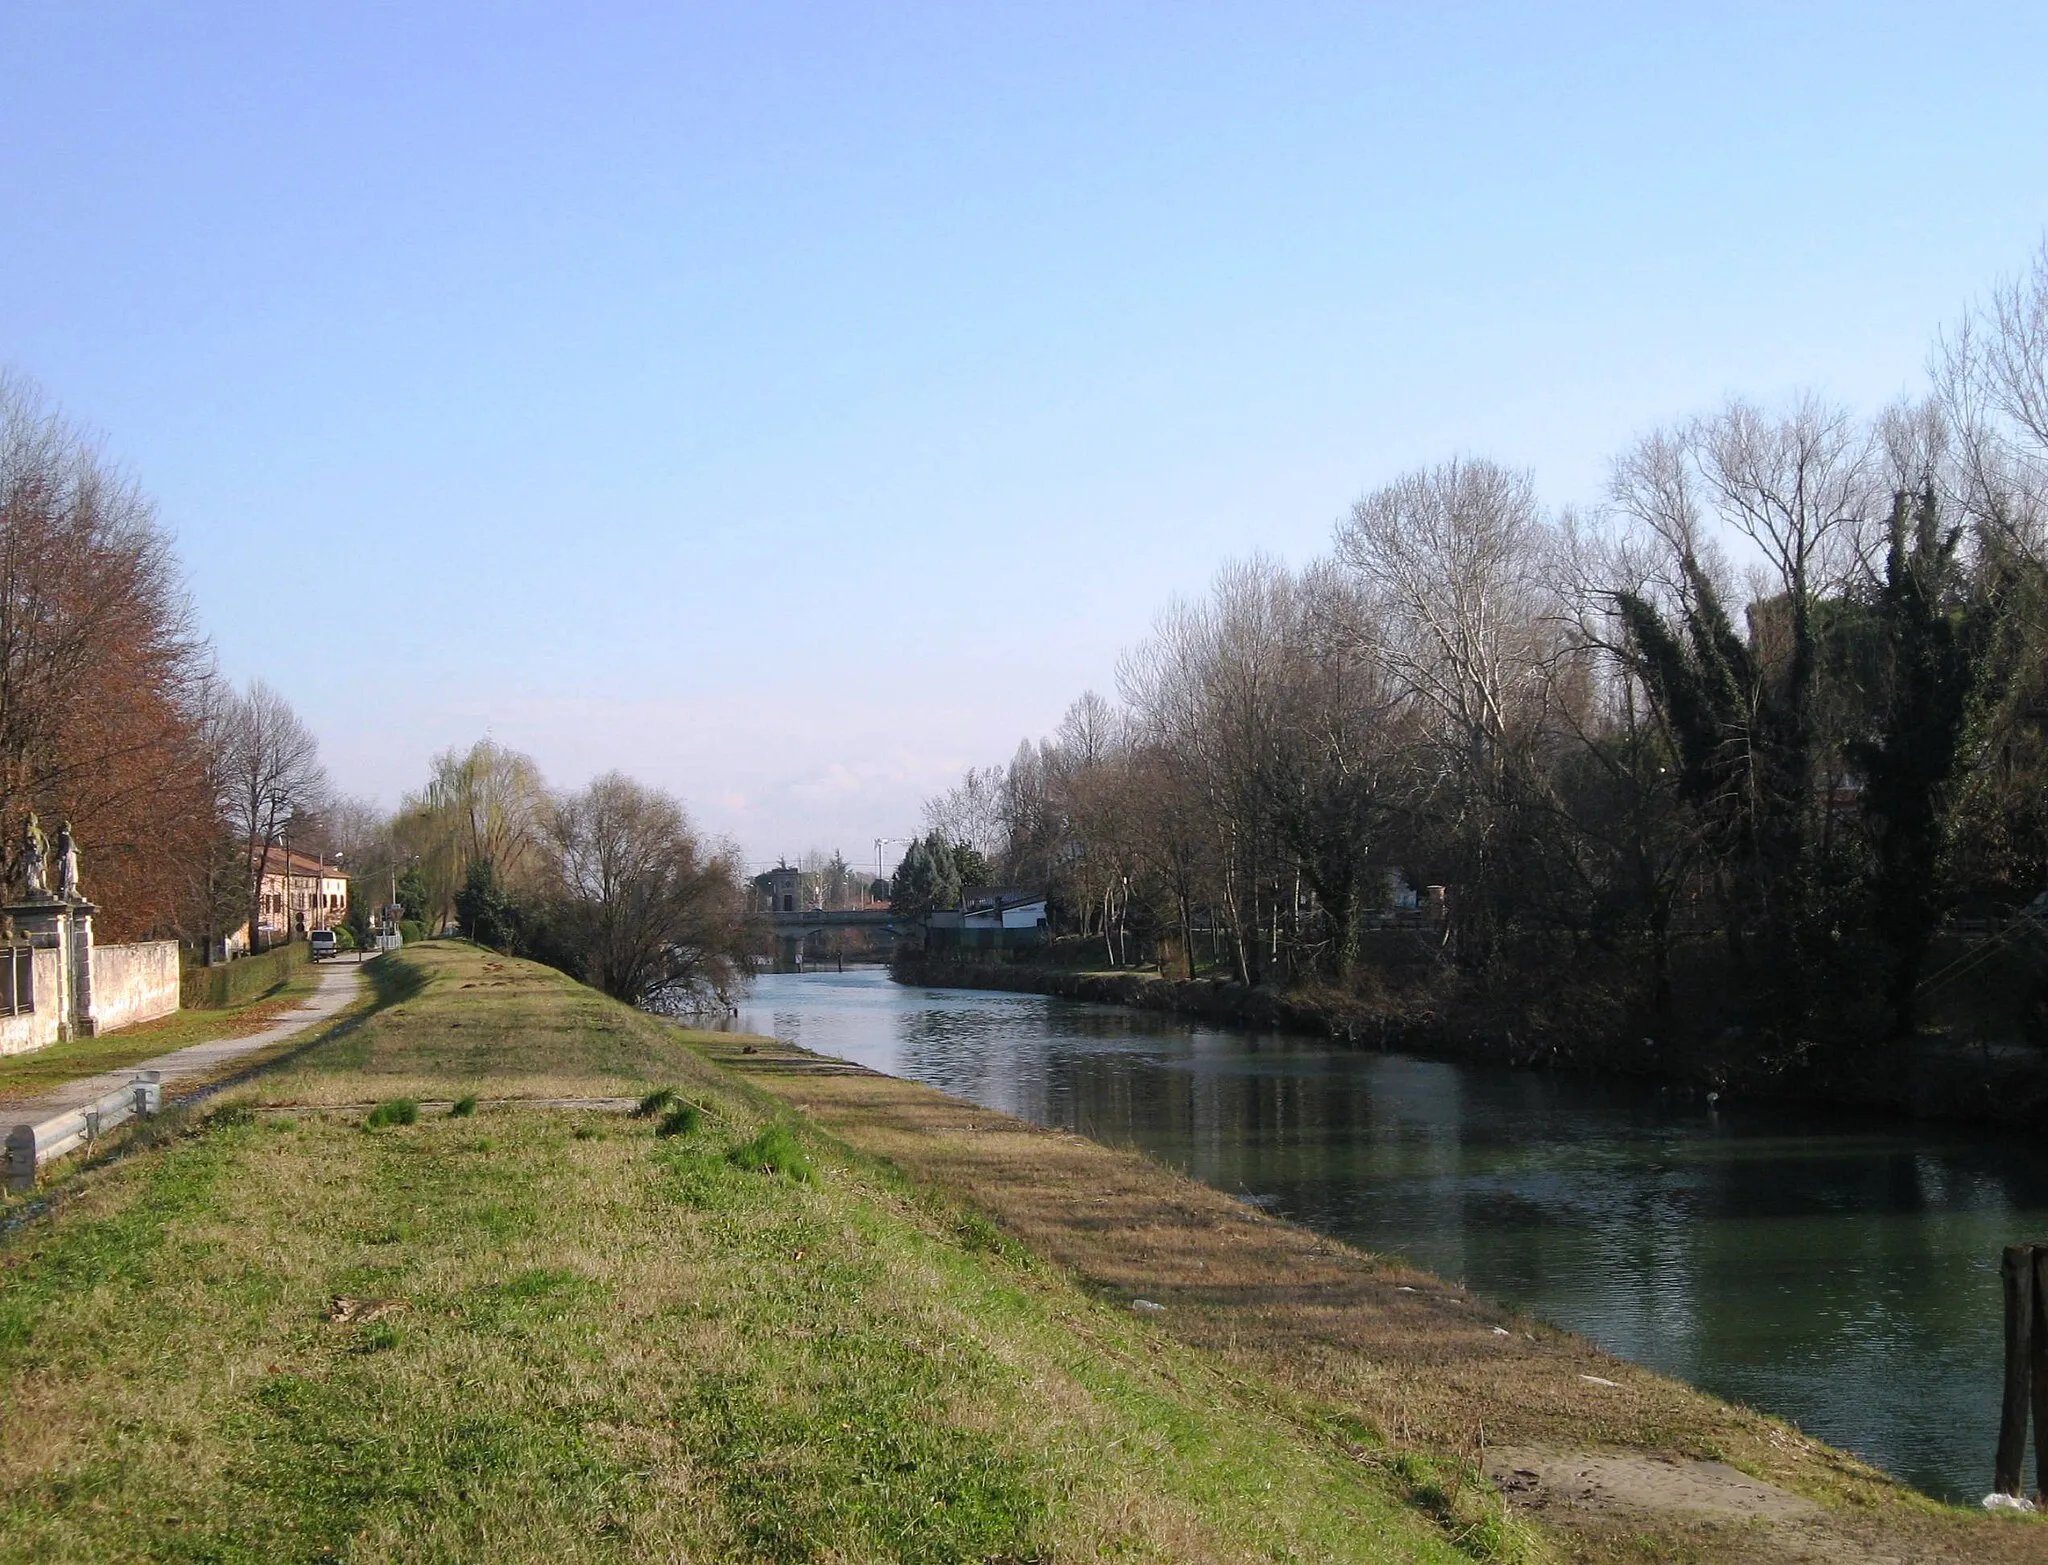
[759, 864, 809, 915]
[230, 846, 349, 952]
[926, 885, 1048, 952]
[960, 885, 1048, 930]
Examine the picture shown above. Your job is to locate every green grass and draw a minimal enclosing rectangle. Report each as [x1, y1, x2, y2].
[726, 1120, 810, 1179]
[364, 1098, 419, 1129]
[655, 1101, 701, 1138]
[0, 944, 1479, 1563]
[631, 1085, 680, 1117]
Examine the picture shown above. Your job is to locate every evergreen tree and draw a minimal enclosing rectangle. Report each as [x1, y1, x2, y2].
[950, 842, 994, 890]
[455, 858, 520, 951]
[888, 834, 962, 917]
[396, 864, 432, 927]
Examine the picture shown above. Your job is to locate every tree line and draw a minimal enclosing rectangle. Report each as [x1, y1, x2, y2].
[920, 246, 2048, 1071]
[0, 371, 336, 949]
[0, 371, 752, 1008]
[343, 738, 754, 1011]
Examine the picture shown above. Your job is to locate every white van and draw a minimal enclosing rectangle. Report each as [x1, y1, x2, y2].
[309, 929, 338, 961]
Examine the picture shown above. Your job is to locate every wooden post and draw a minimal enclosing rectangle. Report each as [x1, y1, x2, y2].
[1998, 1244, 2035, 1497]
[2034, 1246, 2048, 1500]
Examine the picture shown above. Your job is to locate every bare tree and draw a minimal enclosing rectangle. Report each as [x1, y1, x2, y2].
[1935, 239, 2048, 550]
[220, 679, 329, 939]
[1690, 396, 1875, 614]
[546, 772, 752, 1008]
[1336, 457, 1560, 779]
[922, 765, 1006, 862]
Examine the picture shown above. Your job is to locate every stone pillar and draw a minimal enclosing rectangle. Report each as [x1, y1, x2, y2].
[69, 902, 98, 1037]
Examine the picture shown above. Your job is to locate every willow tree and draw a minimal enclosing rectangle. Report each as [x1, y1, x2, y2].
[392, 738, 547, 927]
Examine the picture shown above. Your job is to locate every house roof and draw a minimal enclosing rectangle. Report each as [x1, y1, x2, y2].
[960, 885, 1045, 912]
[251, 846, 347, 879]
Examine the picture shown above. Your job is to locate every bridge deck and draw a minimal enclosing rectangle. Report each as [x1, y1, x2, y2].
[764, 909, 901, 930]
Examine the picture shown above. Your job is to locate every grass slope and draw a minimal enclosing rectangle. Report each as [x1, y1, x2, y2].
[0, 943, 1482, 1564]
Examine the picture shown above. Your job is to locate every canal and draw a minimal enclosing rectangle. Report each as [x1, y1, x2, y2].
[737, 967, 2048, 1504]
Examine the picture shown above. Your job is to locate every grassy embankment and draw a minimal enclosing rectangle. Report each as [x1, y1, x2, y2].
[0, 956, 329, 1107]
[715, 1037, 2048, 1565]
[4, 940, 2040, 1562]
[0, 942, 1494, 1563]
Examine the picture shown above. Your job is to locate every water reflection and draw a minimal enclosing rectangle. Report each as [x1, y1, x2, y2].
[738, 967, 2048, 1502]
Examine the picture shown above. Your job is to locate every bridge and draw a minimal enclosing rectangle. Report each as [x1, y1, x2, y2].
[763, 907, 908, 971]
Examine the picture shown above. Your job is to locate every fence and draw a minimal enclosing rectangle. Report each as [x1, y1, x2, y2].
[180, 940, 310, 1010]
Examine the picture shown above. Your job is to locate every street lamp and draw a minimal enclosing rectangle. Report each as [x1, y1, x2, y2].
[873, 837, 913, 904]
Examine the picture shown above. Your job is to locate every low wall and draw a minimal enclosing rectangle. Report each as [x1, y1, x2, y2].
[0, 949, 64, 1057]
[91, 940, 180, 1034]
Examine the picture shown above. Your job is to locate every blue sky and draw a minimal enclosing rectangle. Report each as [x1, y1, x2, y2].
[3, 3, 2044, 872]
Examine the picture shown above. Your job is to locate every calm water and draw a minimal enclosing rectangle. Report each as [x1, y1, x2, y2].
[737, 967, 2048, 1503]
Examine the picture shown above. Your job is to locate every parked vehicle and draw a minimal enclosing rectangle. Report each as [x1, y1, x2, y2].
[309, 928, 338, 960]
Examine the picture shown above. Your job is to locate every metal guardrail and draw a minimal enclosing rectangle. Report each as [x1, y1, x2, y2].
[4, 1070, 163, 1193]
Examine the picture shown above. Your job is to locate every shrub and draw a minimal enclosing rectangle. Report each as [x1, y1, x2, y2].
[656, 1103, 701, 1138]
[449, 1095, 477, 1118]
[398, 919, 427, 945]
[364, 1099, 419, 1130]
[727, 1122, 813, 1181]
[632, 1086, 680, 1119]
[180, 941, 311, 1010]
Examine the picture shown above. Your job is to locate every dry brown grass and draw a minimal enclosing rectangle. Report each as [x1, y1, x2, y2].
[707, 1037, 2048, 1565]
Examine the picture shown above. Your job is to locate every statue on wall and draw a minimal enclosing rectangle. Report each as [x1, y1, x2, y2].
[17, 813, 48, 899]
[56, 821, 81, 902]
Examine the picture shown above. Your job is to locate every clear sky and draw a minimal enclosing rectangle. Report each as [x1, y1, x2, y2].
[3, 3, 2044, 873]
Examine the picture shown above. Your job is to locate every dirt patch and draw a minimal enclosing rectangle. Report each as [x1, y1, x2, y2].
[1487, 1448, 1822, 1521]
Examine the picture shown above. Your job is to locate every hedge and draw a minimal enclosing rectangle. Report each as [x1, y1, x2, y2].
[180, 940, 312, 1010]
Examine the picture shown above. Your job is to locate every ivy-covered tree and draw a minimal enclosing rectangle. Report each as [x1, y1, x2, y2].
[1853, 486, 1996, 1035]
[1615, 557, 1819, 1001]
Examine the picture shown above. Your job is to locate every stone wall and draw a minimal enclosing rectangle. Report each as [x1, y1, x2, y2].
[0, 949, 65, 1057]
[90, 941, 180, 1034]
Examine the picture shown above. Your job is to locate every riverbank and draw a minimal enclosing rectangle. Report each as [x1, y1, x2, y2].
[5, 943, 2036, 1562]
[0, 942, 1496, 1563]
[713, 1029, 2041, 1563]
[890, 950, 2048, 1129]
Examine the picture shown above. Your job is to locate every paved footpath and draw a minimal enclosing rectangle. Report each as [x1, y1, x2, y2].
[5, 956, 372, 1126]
